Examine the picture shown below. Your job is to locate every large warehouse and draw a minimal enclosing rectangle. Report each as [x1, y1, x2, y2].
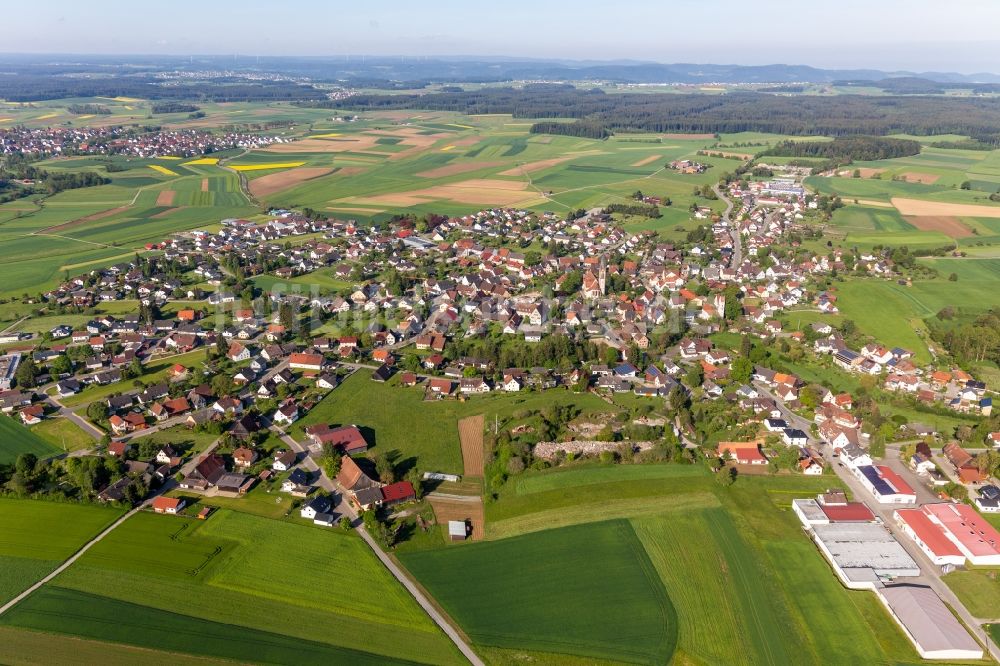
[808, 522, 920, 590]
[877, 585, 983, 660]
[896, 503, 1000, 567]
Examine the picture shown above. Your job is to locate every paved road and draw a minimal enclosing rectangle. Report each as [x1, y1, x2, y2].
[42, 395, 104, 441]
[754, 382, 1000, 661]
[713, 183, 742, 265]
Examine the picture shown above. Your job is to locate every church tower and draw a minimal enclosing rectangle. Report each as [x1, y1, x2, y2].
[598, 261, 606, 296]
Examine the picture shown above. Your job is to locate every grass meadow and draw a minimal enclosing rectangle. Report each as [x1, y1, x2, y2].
[6, 509, 462, 665]
[0, 499, 123, 605]
[291, 371, 614, 475]
[401, 519, 677, 665]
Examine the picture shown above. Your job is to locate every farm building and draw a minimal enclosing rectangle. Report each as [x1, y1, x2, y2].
[897, 503, 1000, 566]
[449, 520, 468, 541]
[893, 508, 965, 567]
[876, 586, 982, 660]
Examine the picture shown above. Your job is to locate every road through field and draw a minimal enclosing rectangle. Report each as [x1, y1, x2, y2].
[268, 385, 484, 666]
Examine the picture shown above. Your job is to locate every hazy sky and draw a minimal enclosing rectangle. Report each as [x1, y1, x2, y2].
[8, 0, 1000, 73]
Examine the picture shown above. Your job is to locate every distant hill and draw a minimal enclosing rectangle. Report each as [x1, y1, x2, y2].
[0, 54, 997, 88]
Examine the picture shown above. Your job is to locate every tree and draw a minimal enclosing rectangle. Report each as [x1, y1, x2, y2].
[684, 363, 703, 389]
[731, 356, 753, 384]
[14, 357, 36, 389]
[86, 401, 107, 423]
[372, 453, 396, 484]
[604, 346, 619, 366]
[50, 355, 72, 376]
[14, 452, 37, 479]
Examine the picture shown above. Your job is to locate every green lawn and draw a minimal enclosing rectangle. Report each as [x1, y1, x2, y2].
[0, 414, 61, 464]
[60, 349, 206, 407]
[944, 569, 1000, 618]
[834, 279, 932, 363]
[401, 519, 677, 665]
[29, 417, 95, 453]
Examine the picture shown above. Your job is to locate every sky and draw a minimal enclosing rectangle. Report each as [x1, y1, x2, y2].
[7, 0, 1000, 73]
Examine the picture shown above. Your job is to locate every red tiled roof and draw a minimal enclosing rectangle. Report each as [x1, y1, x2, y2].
[820, 503, 874, 523]
[381, 481, 415, 503]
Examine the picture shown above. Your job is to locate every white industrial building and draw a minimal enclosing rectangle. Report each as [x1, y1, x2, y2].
[877, 586, 983, 660]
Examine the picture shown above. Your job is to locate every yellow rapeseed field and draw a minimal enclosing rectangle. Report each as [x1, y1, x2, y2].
[148, 165, 180, 176]
[229, 162, 306, 171]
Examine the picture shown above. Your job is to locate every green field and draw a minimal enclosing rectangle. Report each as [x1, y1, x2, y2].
[16, 509, 462, 664]
[0, 499, 122, 604]
[944, 569, 1000, 619]
[291, 371, 614, 475]
[401, 464, 968, 665]
[0, 415, 61, 464]
[401, 520, 677, 665]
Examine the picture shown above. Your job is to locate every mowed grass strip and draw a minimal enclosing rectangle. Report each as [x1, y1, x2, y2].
[401, 520, 677, 665]
[0, 586, 423, 666]
[514, 462, 707, 495]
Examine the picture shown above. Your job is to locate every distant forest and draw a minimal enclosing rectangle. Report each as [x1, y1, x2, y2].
[328, 85, 1000, 137]
[0, 75, 326, 103]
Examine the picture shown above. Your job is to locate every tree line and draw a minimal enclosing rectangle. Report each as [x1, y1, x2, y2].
[328, 86, 1000, 137]
[761, 136, 921, 161]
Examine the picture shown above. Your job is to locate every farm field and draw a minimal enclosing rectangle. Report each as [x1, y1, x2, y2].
[290, 371, 614, 475]
[399, 464, 964, 665]
[0, 414, 61, 464]
[0, 499, 122, 605]
[401, 519, 677, 665]
[4, 509, 462, 665]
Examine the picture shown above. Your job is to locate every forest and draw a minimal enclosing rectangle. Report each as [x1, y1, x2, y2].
[761, 136, 921, 161]
[330, 85, 1000, 137]
[0, 74, 326, 102]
